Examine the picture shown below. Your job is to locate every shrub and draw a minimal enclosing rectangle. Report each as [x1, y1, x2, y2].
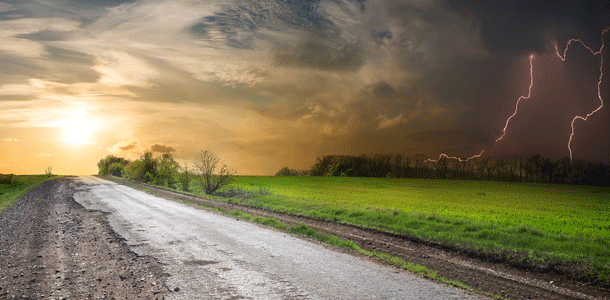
[97, 155, 130, 175]
[0, 174, 17, 185]
[179, 164, 191, 192]
[144, 172, 155, 184]
[107, 162, 125, 177]
[124, 160, 143, 182]
[44, 166, 53, 177]
[275, 167, 308, 176]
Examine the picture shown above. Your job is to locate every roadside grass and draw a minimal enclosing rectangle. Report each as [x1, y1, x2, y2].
[109, 178, 504, 298]
[0, 174, 58, 213]
[126, 175, 610, 284]
[185, 201, 500, 298]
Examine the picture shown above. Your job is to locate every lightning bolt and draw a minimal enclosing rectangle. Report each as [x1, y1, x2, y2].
[426, 27, 609, 164]
[555, 28, 608, 161]
[495, 55, 535, 144]
[425, 55, 535, 163]
[424, 150, 485, 163]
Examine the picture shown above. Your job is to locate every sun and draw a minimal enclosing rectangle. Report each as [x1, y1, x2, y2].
[61, 117, 99, 145]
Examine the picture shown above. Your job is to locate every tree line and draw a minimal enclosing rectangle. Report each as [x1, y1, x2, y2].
[295, 154, 610, 186]
[97, 150, 234, 194]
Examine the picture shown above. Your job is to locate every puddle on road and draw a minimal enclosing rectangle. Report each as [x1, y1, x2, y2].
[183, 259, 219, 266]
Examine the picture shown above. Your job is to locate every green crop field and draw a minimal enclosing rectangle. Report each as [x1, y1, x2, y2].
[0, 175, 56, 213]
[188, 176, 609, 281]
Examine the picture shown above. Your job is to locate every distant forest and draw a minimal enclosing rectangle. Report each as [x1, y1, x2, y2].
[303, 154, 610, 187]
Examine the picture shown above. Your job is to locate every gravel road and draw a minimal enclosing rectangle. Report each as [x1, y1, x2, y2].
[0, 178, 167, 299]
[71, 176, 486, 299]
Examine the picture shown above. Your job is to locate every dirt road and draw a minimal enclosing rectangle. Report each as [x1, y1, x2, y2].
[0, 177, 167, 299]
[68, 176, 486, 299]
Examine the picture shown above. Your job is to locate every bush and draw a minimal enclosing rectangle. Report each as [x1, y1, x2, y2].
[275, 167, 308, 176]
[107, 162, 125, 177]
[145, 172, 155, 184]
[123, 152, 157, 183]
[124, 160, 143, 182]
[0, 174, 17, 185]
[44, 166, 53, 177]
[179, 164, 191, 192]
[97, 155, 130, 175]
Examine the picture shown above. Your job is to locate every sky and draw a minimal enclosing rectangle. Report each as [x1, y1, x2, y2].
[0, 0, 609, 175]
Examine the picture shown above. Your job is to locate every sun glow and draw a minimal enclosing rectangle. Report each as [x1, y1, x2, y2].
[61, 117, 100, 145]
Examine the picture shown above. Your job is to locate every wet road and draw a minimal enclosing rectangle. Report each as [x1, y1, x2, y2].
[73, 176, 486, 299]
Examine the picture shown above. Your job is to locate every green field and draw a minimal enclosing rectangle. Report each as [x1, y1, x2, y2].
[185, 176, 609, 281]
[0, 175, 57, 213]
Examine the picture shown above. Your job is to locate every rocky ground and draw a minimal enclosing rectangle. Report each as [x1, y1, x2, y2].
[0, 178, 169, 299]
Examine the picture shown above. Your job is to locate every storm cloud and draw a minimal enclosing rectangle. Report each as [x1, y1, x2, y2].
[0, 0, 608, 175]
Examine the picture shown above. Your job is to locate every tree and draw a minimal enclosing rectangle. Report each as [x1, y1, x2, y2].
[156, 152, 180, 187]
[194, 150, 234, 195]
[414, 153, 426, 178]
[123, 152, 157, 183]
[97, 155, 130, 175]
[436, 157, 449, 179]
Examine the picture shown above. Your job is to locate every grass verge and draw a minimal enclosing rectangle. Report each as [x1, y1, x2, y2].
[105, 175, 610, 285]
[214, 177, 610, 284]
[193, 205, 500, 298]
[102, 178, 501, 298]
[0, 175, 59, 213]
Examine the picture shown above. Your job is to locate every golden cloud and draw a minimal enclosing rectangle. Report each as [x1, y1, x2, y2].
[149, 143, 176, 153]
[107, 141, 140, 153]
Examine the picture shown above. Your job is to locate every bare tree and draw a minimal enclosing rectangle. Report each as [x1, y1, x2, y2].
[44, 166, 53, 177]
[194, 150, 234, 195]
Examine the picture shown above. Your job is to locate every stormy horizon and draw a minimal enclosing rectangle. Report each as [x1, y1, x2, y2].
[1, 0, 609, 175]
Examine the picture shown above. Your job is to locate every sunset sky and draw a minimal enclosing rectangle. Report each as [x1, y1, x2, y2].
[1, 0, 609, 175]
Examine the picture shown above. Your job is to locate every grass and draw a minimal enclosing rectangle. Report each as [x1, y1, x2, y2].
[108, 178, 504, 298]
[132, 175, 610, 283]
[0, 174, 58, 213]
[215, 176, 610, 282]
[190, 202, 488, 295]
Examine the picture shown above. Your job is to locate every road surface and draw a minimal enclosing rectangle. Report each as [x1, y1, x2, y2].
[73, 176, 486, 299]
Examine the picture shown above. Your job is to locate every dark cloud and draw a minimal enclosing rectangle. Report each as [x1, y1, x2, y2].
[0, 11, 24, 20]
[0, 47, 98, 86]
[273, 36, 364, 71]
[372, 29, 392, 40]
[149, 143, 176, 153]
[0, 0, 136, 24]
[372, 82, 399, 99]
[364, 0, 489, 76]
[16, 29, 73, 42]
[188, 0, 340, 49]
[0, 54, 44, 79]
[408, 129, 492, 147]
[446, 0, 610, 53]
[42, 46, 99, 84]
